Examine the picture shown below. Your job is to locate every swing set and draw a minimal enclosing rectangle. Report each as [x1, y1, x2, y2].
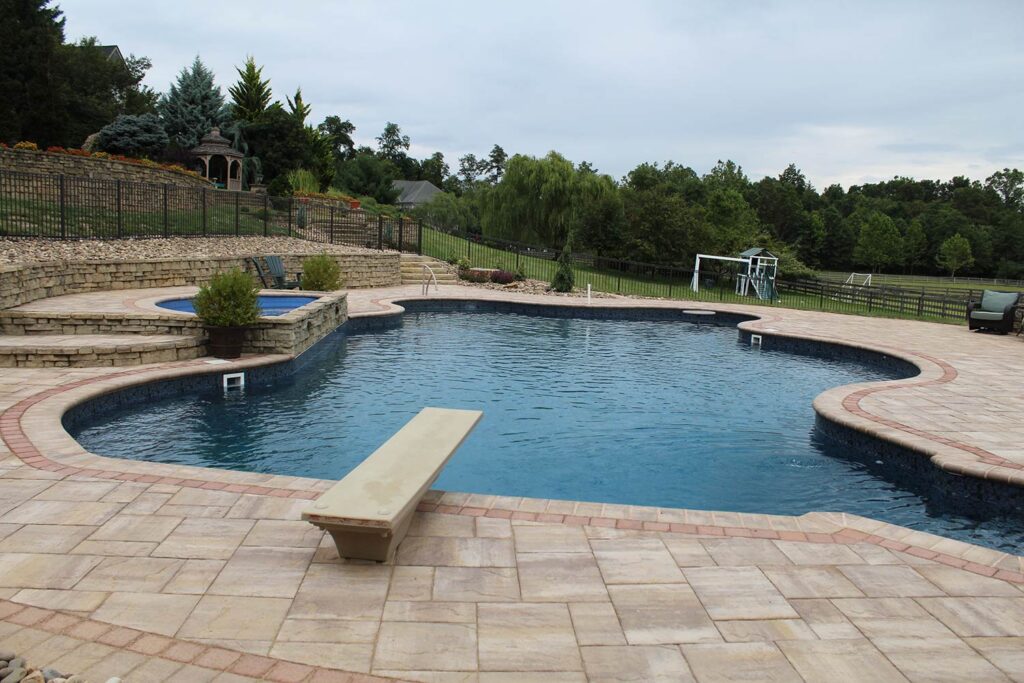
[690, 248, 779, 301]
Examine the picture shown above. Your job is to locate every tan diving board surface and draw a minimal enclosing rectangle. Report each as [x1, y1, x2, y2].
[302, 407, 483, 562]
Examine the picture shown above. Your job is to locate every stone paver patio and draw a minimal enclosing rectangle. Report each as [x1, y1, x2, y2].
[0, 284, 1022, 681]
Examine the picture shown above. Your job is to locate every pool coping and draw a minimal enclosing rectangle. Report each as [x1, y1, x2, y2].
[0, 289, 1021, 583]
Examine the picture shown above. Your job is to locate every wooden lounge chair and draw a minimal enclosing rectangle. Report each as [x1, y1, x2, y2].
[967, 290, 1020, 334]
[303, 407, 483, 562]
[266, 255, 302, 289]
[249, 256, 302, 289]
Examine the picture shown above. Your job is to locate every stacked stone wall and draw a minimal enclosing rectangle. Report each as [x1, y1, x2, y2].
[0, 252, 400, 310]
[0, 148, 209, 187]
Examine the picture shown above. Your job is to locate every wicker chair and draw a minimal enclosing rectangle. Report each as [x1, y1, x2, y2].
[967, 290, 1020, 334]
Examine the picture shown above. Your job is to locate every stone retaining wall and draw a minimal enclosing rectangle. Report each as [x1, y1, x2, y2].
[0, 336, 204, 368]
[0, 252, 401, 310]
[0, 147, 209, 187]
[0, 291, 349, 360]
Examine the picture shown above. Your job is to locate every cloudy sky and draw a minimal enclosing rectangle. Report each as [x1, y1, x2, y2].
[60, 0, 1023, 188]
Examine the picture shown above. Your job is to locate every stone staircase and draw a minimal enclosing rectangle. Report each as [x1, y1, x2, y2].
[0, 333, 205, 368]
[400, 254, 458, 286]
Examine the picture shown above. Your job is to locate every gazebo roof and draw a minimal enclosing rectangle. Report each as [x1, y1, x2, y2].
[190, 127, 243, 158]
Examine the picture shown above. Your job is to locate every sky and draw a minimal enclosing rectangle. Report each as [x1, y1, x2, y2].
[59, 0, 1024, 189]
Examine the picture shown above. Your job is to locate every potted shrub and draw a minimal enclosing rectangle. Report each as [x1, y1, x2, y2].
[193, 269, 261, 359]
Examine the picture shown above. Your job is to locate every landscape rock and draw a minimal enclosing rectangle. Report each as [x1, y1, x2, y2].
[0, 236, 381, 265]
[1, 667, 26, 683]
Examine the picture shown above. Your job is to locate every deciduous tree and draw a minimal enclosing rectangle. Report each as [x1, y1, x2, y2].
[936, 233, 974, 277]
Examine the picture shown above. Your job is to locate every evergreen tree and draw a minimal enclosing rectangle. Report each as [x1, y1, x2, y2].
[485, 144, 507, 184]
[228, 56, 272, 122]
[550, 235, 576, 292]
[0, 0, 65, 144]
[286, 88, 310, 125]
[158, 57, 227, 149]
[95, 113, 168, 157]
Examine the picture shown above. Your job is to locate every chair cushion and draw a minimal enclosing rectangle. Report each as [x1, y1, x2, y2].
[981, 290, 1019, 313]
[970, 310, 1008, 321]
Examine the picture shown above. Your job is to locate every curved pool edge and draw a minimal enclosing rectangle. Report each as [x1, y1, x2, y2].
[1, 291, 1022, 573]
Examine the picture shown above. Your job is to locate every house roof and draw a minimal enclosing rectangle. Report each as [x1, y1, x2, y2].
[393, 180, 442, 205]
[739, 247, 777, 259]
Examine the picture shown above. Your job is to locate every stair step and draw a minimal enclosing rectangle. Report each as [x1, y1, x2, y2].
[0, 333, 205, 368]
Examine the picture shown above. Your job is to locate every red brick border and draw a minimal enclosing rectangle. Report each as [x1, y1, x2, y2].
[0, 599, 397, 682]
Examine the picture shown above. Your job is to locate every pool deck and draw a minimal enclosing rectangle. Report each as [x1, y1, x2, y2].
[0, 284, 1022, 681]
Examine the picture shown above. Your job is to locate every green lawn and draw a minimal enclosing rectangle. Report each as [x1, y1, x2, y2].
[816, 270, 1024, 294]
[0, 195, 290, 238]
[422, 228, 963, 324]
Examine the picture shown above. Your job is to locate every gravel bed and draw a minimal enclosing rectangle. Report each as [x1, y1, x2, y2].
[0, 237, 386, 265]
[454, 277, 621, 299]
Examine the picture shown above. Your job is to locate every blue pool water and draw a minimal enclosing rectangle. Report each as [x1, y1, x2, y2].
[157, 295, 318, 317]
[72, 310, 1024, 550]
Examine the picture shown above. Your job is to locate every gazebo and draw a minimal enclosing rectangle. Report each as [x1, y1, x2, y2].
[190, 128, 244, 191]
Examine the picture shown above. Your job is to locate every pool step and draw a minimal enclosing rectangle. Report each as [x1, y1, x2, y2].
[400, 255, 458, 285]
[0, 333, 205, 368]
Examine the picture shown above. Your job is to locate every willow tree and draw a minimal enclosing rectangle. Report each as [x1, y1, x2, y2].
[228, 56, 272, 122]
[482, 151, 581, 248]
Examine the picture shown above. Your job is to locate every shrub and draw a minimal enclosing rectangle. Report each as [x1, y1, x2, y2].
[95, 113, 169, 158]
[550, 240, 576, 292]
[193, 269, 260, 328]
[459, 269, 490, 283]
[514, 265, 527, 281]
[455, 257, 471, 271]
[267, 175, 293, 197]
[287, 168, 320, 194]
[13, 141, 38, 150]
[302, 254, 342, 291]
[490, 270, 516, 285]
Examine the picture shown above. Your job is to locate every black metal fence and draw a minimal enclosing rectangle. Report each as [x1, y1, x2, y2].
[0, 168, 419, 251]
[0, 168, 978, 323]
[420, 226, 974, 323]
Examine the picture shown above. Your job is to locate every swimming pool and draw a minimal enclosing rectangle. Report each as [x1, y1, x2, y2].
[70, 308, 1024, 550]
[157, 295, 318, 317]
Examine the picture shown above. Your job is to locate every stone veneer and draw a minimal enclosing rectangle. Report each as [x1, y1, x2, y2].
[243, 290, 348, 356]
[0, 252, 400, 311]
[0, 147, 209, 187]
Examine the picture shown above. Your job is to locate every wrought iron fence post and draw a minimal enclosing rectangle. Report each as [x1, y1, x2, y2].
[58, 175, 66, 239]
[417, 220, 423, 255]
[917, 291, 924, 316]
[234, 192, 240, 236]
[263, 193, 269, 236]
[115, 180, 123, 239]
[163, 184, 169, 237]
[287, 196, 293, 236]
[329, 205, 335, 244]
[377, 215, 383, 250]
[201, 188, 208, 235]
[398, 216, 404, 253]
[515, 250, 520, 273]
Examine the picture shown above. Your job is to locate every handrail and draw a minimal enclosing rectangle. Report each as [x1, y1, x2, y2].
[422, 263, 439, 295]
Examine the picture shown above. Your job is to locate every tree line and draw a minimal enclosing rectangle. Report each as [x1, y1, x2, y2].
[3, 1, 1022, 278]
[418, 156, 1024, 279]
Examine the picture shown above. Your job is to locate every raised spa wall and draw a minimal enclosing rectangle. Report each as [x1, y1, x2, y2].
[0, 253, 388, 358]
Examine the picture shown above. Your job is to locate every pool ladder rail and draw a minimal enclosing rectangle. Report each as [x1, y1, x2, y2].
[422, 263, 439, 296]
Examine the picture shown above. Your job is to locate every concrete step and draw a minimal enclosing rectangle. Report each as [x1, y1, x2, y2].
[0, 333, 205, 368]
